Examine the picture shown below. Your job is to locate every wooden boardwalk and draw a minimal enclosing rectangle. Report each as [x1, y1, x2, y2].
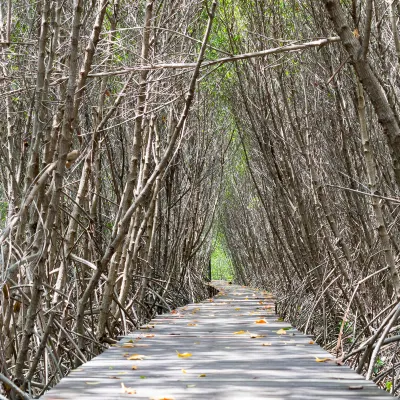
[42, 281, 391, 399]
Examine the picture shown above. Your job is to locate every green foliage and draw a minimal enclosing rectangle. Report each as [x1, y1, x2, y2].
[211, 233, 234, 281]
[0, 202, 7, 228]
[373, 357, 385, 374]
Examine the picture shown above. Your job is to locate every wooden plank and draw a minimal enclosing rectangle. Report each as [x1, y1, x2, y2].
[42, 281, 392, 399]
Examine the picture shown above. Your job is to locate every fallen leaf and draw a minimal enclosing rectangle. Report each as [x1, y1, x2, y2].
[187, 323, 197, 327]
[199, 374, 206, 377]
[122, 343, 135, 348]
[276, 329, 287, 335]
[145, 334, 155, 338]
[309, 340, 315, 345]
[349, 385, 363, 390]
[121, 382, 136, 394]
[250, 334, 266, 339]
[131, 366, 138, 370]
[176, 351, 192, 358]
[233, 330, 246, 335]
[262, 343, 272, 346]
[140, 376, 146, 379]
[182, 369, 187, 374]
[315, 357, 332, 363]
[234, 308, 241, 311]
[127, 354, 146, 360]
[150, 397, 175, 400]
[85, 382, 100, 385]
[255, 319, 267, 324]
[186, 384, 196, 388]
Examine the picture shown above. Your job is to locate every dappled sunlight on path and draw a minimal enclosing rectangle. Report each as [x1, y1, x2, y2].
[42, 281, 391, 399]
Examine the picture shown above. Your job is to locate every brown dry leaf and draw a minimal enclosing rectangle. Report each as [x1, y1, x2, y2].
[127, 354, 146, 360]
[121, 382, 136, 394]
[353, 28, 360, 38]
[262, 343, 272, 346]
[276, 329, 287, 335]
[187, 323, 197, 327]
[233, 330, 246, 335]
[145, 334, 155, 338]
[258, 301, 264, 305]
[315, 357, 332, 363]
[199, 374, 207, 377]
[176, 351, 192, 358]
[131, 366, 138, 370]
[255, 319, 267, 324]
[250, 334, 266, 339]
[309, 340, 315, 345]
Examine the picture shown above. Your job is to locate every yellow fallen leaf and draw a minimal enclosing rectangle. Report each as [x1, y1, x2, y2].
[187, 323, 197, 326]
[145, 334, 155, 338]
[127, 354, 146, 360]
[309, 340, 315, 345]
[276, 329, 287, 335]
[262, 343, 272, 346]
[234, 308, 240, 311]
[85, 382, 100, 385]
[199, 374, 207, 377]
[315, 357, 332, 363]
[233, 330, 246, 335]
[151, 398, 175, 400]
[131, 366, 138, 370]
[121, 382, 136, 394]
[255, 319, 267, 324]
[176, 351, 192, 358]
[122, 343, 135, 348]
[182, 369, 187, 374]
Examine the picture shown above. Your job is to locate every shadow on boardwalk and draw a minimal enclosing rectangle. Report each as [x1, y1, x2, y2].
[42, 281, 391, 399]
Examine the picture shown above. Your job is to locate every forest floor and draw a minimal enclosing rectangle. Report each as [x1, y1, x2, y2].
[41, 281, 391, 399]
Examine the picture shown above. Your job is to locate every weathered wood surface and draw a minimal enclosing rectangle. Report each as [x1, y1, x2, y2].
[42, 281, 391, 399]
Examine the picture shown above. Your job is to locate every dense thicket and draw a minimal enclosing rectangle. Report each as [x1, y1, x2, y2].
[220, 0, 400, 395]
[2, 0, 400, 398]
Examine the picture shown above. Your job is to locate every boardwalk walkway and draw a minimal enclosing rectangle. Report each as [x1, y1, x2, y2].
[42, 281, 391, 399]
